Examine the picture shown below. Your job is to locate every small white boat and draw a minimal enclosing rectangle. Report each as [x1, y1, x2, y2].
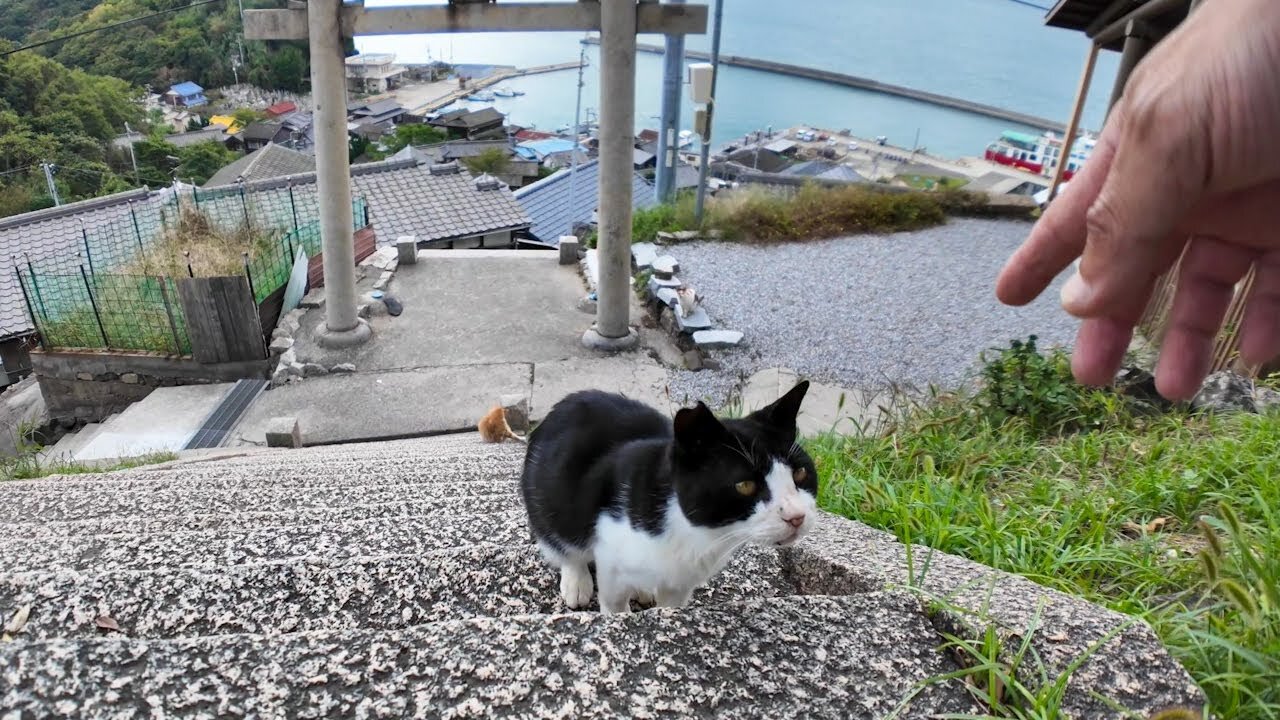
[493, 86, 524, 98]
[468, 91, 496, 102]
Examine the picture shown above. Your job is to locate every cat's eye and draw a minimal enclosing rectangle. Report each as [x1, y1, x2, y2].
[793, 467, 807, 484]
[735, 480, 757, 496]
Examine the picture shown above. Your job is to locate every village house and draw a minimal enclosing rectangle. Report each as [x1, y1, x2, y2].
[163, 81, 207, 108]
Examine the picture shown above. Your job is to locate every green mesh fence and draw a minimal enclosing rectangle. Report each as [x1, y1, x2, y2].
[18, 269, 191, 355]
[20, 182, 368, 353]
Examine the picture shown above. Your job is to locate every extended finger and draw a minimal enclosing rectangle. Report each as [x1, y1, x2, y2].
[1237, 250, 1280, 370]
[1072, 316, 1135, 387]
[1062, 90, 1211, 319]
[1155, 237, 1258, 400]
[995, 128, 1118, 307]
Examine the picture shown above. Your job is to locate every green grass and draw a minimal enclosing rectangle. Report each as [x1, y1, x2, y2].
[897, 174, 971, 191]
[1, 448, 179, 481]
[809, 342, 1279, 718]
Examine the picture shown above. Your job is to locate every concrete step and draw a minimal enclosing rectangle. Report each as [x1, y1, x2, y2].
[0, 593, 979, 719]
[37, 423, 104, 462]
[0, 544, 790, 641]
[0, 510, 530, 574]
[73, 384, 236, 461]
[0, 478, 518, 528]
[2, 494, 522, 539]
[9, 438, 527, 492]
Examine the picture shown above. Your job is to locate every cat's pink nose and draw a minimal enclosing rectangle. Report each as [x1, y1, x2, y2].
[783, 513, 805, 528]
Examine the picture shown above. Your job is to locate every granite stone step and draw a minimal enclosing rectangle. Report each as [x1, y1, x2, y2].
[0, 593, 980, 719]
[2, 494, 522, 539]
[4, 451, 525, 495]
[0, 544, 791, 641]
[0, 510, 530, 574]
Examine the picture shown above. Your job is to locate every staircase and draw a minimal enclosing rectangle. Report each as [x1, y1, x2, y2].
[1, 434, 1203, 718]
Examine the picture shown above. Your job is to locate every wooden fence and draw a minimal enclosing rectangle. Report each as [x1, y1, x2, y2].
[178, 276, 266, 364]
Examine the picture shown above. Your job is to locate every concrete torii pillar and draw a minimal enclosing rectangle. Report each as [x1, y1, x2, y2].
[245, 1, 707, 351]
[310, 0, 371, 349]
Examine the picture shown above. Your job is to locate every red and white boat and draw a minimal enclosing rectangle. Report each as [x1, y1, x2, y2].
[983, 130, 1095, 180]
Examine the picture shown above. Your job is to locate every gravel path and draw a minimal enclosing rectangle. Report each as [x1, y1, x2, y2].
[663, 218, 1081, 406]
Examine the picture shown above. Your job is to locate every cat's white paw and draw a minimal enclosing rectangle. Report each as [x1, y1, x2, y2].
[634, 589, 656, 607]
[560, 565, 594, 609]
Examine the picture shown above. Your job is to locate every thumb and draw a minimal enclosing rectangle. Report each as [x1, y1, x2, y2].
[1060, 91, 1210, 319]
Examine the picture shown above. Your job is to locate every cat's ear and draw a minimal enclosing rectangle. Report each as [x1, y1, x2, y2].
[673, 401, 727, 454]
[749, 380, 809, 433]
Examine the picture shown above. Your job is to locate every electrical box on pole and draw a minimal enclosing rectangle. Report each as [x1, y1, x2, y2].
[693, 107, 710, 141]
[687, 62, 714, 104]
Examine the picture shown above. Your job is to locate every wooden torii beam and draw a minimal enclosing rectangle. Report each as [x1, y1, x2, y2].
[244, 3, 709, 39]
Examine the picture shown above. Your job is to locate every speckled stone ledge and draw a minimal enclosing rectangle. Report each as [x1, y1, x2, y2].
[0, 510, 530, 575]
[785, 513, 1207, 719]
[4, 493, 521, 539]
[0, 545, 790, 641]
[0, 593, 980, 719]
[5, 454, 523, 495]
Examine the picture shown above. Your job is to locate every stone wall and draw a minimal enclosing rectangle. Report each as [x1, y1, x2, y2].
[32, 350, 271, 423]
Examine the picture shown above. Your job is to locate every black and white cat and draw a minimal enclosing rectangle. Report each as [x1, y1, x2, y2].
[519, 381, 818, 614]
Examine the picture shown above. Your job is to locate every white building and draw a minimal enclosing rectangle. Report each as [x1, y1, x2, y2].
[345, 53, 406, 95]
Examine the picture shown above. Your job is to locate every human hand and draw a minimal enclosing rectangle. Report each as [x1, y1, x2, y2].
[995, 0, 1280, 400]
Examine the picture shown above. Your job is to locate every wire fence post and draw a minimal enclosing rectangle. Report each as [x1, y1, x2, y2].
[81, 226, 95, 276]
[23, 255, 48, 321]
[242, 252, 256, 301]
[128, 200, 144, 252]
[239, 181, 251, 231]
[157, 276, 184, 356]
[14, 266, 43, 348]
[184, 250, 194, 278]
[192, 183, 201, 209]
[287, 180, 300, 232]
[79, 265, 109, 348]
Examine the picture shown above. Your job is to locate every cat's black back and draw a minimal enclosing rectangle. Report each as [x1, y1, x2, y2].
[520, 391, 674, 552]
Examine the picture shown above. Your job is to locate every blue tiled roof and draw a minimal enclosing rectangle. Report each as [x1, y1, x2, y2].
[169, 81, 204, 96]
[513, 158, 657, 245]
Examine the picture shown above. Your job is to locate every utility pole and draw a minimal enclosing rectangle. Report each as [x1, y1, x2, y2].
[124, 122, 141, 184]
[654, 0, 686, 204]
[693, 0, 723, 225]
[565, 38, 587, 237]
[583, 0, 639, 351]
[309, 0, 370, 349]
[42, 163, 62, 207]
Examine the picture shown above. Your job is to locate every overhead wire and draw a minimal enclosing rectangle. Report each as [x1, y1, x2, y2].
[0, 0, 225, 58]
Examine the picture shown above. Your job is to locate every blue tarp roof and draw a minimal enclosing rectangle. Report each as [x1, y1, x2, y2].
[513, 158, 657, 244]
[169, 81, 204, 96]
[516, 138, 580, 160]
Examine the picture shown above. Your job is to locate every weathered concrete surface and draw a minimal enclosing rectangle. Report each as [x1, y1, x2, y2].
[0, 509, 529, 574]
[0, 433, 1203, 720]
[0, 545, 789, 640]
[232, 364, 532, 445]
[786, 517, 1207, 719]
[741, 367, 897, 437]
[75, 383, 234, 460]
[1, 593, 979, 719]
[532, 355, 673, 420]
[290, 252, 598, 371]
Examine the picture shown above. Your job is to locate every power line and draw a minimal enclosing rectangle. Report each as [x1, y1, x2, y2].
[0, 0, 225, 58]
[0, 164, 42, 179]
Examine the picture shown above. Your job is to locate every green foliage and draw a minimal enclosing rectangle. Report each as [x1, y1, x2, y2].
[812, 364, 1280, 718]
[231, 108, 265, 128]
[976, 335, 1116, 434]
[462, 147, 513, 176]
[379, 123, 448, 156]
[175, 141, 238, 186]
[23, 0, 307, 93]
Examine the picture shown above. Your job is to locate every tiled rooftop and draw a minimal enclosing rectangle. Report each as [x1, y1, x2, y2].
[0, 158, 530, 339]
[204, 144, 316, 188]
[513, 158, 657, 245]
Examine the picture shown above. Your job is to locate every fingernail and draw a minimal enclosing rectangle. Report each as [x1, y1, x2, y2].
[1060, 272, 1092, 314]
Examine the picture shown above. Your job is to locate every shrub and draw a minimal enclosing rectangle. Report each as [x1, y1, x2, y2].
[976, 335, 1117, 433]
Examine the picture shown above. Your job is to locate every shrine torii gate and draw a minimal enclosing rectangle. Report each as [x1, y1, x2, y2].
[246, 1, 708, 350]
